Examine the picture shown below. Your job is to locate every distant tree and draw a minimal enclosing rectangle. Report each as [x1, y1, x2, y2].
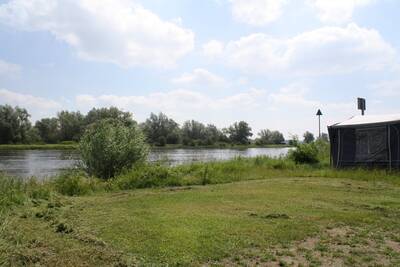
[303, 131, 315, 144]
[35, 118, 60, 143]
[26, 127, 42, 144]
[181, 120, 206, 146]
[141, 113, 181, 146]
[257, 129, 285, 145]
[318, 133, 329, 142]
[288, 135, 299, 146]
[0, 105, 31, 144]
[225, 121, 253, 144]
[85, 107, 135, 127]
[58, 111, 85, 141]
[204, 124, 222, 145]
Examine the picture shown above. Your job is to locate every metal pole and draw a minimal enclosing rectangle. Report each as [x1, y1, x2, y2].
[318, 115, 321, 138]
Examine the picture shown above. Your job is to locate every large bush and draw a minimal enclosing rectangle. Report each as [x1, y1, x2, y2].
[288, 142, 319, 164]
[79, 119, 148, 179]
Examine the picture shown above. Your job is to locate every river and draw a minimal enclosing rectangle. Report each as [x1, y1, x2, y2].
[0, 147, 290, 179]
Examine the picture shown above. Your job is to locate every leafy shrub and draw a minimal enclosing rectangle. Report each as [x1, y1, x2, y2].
[288, 143, 319, 164]
[314, 139, 330, 165]
[79, 119, 149, 179]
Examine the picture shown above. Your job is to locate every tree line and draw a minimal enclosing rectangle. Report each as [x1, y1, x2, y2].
[0, 105, 324, 146]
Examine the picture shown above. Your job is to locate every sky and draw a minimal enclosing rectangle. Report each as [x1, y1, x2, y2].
[0, 0, 399, 138]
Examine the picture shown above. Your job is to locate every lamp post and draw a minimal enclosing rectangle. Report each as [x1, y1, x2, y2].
[316, 109, 323, 138]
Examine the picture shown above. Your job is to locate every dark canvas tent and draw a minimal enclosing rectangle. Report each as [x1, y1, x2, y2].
[328, 114, 400, 169]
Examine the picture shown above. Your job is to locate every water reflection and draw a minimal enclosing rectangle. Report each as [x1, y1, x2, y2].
[0, 147, 290, 179]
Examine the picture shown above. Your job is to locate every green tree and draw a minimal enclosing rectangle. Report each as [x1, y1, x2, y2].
[141, 113, 180, 146]
[58, 111, 85, 141]
[257, 129, 285, 145]
[85, 107, 135, 127]
[318, 133, 329, 142]
[181, 120, 206, 146]
[25, 127, 42, 144]
[225, 121, 253, 144]
[79, 119, 148, 179]
[35, 118, 60, 143]
[303, 131, 315, 144]
[203, 124, 222, 145]
[0, 105, 31, 144]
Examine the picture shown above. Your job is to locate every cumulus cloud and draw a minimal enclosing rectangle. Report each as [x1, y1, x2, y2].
[76, 88, 266, 112]
[269, 83, 319, 107]
[268, 83, 355, 132]
[0, 89, 62, 121]
[0, 60, 20, 76]
[308, 0, 374, 24]
[269, 83, 353, 111]
[0, 0, 194, 68]
[171, 68, 226, 88]
[202, 40, 224, 59]
[230, 0, 286, 26]
[219, 23, 396, 76]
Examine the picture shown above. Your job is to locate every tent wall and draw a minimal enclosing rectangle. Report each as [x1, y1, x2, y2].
[329, 123, 400, 169]
[390, 124, 400, 169]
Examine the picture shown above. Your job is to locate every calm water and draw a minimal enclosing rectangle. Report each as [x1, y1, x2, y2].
[0, 147, 290, 179]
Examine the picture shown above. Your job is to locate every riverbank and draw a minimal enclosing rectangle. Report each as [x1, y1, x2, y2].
[1, 156, 400, 265]
[153, 143, 292, 149]
[0, 143, 291, 151]
[0, 143, 78, 150]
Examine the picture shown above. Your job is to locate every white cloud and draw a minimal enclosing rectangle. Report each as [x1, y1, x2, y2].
[0, 89, 62, 121]
[221, 23, 396, 76]
[171, 68, 226, 88]
[0, 0, 194, 68]
[76, 88, 266, 112]
[0, 60, 20, 76]
[269, 83, 319, 107]
[230, 0, 286, 26]
[308, 0, 374, 24]
[269, 83, 353, 111]
[202, 40, 224, 59]
[0, 89, 61, 110]
[268, 83, 355, 134]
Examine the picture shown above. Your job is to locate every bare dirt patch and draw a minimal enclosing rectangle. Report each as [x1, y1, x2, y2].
[212, 226, 400, 267]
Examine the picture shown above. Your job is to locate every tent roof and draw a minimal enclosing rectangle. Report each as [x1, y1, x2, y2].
[331, 114, 400, 128]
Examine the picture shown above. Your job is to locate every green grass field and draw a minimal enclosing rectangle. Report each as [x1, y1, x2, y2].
[1, 174, 400, 266]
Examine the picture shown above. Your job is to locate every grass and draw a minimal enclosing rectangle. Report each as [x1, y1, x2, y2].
[1, 176, 400, 266]
[1, 150, 400, 266]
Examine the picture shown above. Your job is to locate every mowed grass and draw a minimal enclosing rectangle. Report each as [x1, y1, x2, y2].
[2, 176, 400, 266]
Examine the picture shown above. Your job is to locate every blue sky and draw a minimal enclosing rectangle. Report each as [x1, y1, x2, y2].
[0, 0, 399, 138]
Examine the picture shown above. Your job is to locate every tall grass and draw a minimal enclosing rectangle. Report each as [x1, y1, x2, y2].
[0, 174, 26, 210]
[1, 140, 400, 200]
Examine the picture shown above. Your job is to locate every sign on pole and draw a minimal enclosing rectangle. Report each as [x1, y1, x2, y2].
[316, 109, 323, 138]
[357, 98, 366, 116]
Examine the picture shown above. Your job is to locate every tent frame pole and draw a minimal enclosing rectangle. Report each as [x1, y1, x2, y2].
[388, 125, 392, 171]
[337, 129, 341, 168]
